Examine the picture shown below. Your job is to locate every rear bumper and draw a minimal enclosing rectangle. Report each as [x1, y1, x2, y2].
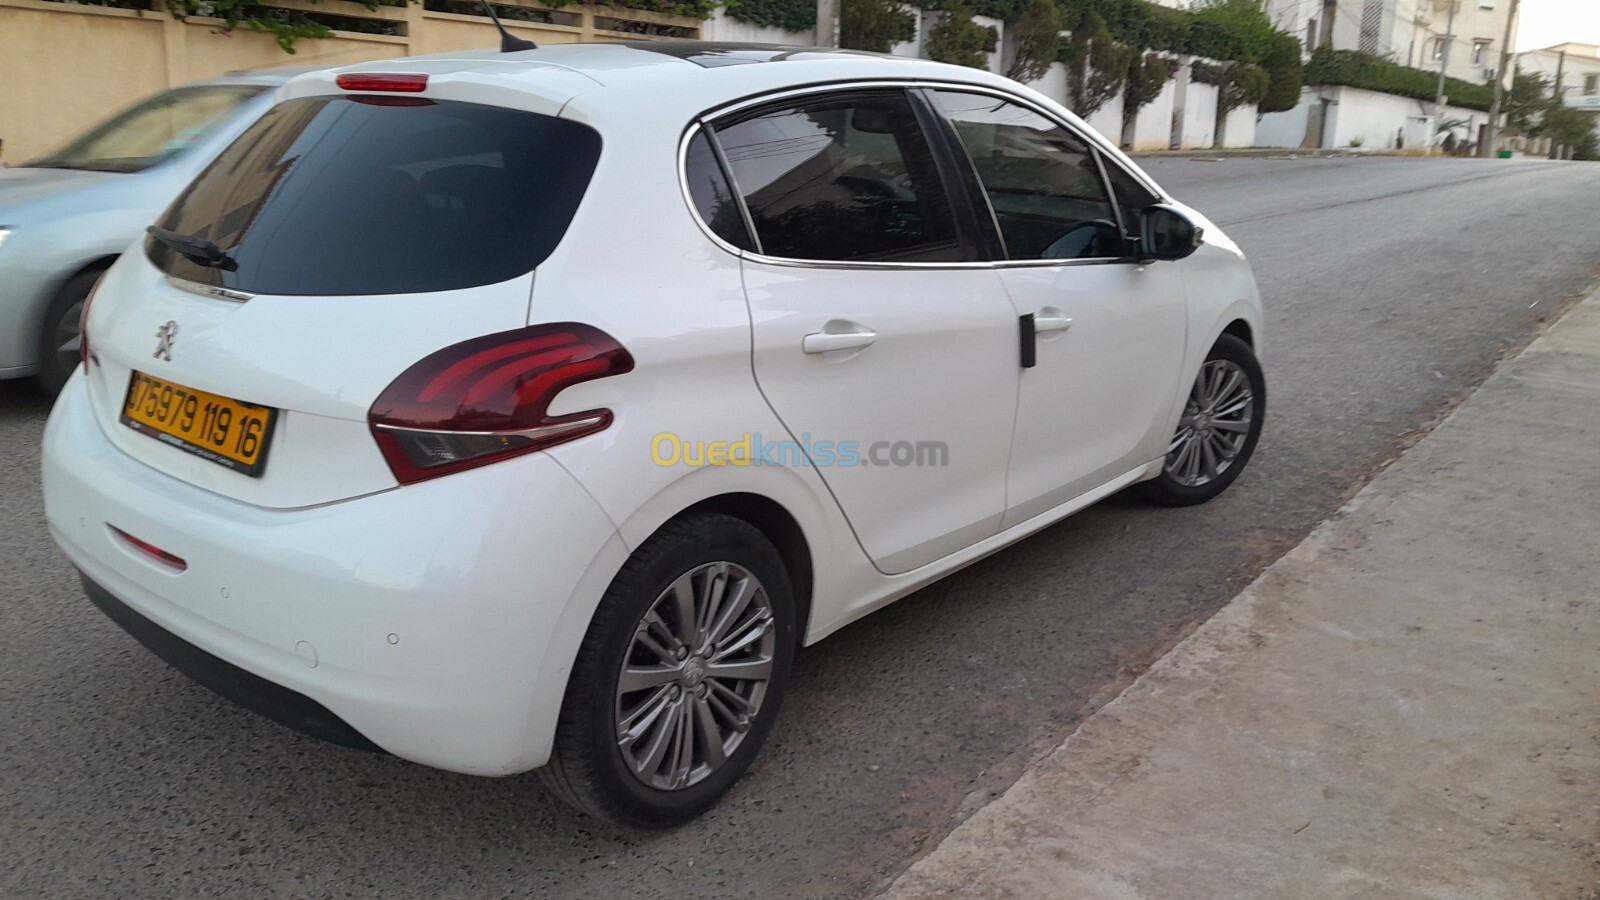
[81, 573, 382, 752]
[44, 374, 630, 775]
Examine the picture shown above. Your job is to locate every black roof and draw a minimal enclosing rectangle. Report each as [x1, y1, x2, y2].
[620, 41, 887, 68]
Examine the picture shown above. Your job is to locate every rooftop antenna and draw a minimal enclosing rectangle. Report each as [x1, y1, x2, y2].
[478, 0, 536, 52]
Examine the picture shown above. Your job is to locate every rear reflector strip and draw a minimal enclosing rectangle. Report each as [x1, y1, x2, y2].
[335, 73, 428, 93]
[109, 525, 188, 572]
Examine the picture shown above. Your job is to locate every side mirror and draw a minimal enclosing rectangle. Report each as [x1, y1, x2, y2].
[1138, 204, 1204, 262]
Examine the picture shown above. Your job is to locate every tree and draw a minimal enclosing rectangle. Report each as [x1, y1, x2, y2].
[1503, 66, 1551, 132]
[1201, 60, 1269, 147]
[1535, 102, 1599, 160]
[1059, 12, 1132, 118]
[1258, 31, 1303, 114]
[1004, 0, 1064, 83]
[840, 0, 916, 53]
[926, 0, 990, 69]
[1120, 52, 1170, 148]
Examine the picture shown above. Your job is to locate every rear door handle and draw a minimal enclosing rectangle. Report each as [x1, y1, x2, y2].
[1034, 314, 1073, 334]
[802, 328, 877, 354]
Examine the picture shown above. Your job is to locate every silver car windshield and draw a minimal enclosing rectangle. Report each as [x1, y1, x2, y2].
[26, 84, 266, 174]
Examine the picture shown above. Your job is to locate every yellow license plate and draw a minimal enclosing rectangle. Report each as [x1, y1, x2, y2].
[120, 372, 277, 477]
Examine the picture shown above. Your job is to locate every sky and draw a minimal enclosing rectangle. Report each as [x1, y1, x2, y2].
[1516, 0, 1600, 51]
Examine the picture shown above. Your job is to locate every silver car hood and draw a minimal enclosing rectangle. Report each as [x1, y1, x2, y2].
[0, 166, 124, 221]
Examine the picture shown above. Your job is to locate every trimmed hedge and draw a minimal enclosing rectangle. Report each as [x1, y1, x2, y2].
[1305, 48, 1493, 112]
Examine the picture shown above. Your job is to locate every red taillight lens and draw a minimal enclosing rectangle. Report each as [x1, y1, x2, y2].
[80, 275, 102, 374]
[109, 525, 188, 572]
[336, 73, 428, 93]
[369, 323, 634, 485]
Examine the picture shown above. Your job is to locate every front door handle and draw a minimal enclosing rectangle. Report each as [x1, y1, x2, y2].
[1034, 314, 1073, 334]
[802, 327, 877, 354]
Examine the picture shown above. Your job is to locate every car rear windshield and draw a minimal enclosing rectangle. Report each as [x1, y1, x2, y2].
[147, 96, 602, 296]
[28, 85, 266, 174]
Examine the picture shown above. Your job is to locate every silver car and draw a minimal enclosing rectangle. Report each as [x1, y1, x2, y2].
[0, 68, 308, 392]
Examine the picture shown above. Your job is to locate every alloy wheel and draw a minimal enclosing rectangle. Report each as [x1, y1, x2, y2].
[1165, 358, 1254, 488]
[614, 561, 775, 791]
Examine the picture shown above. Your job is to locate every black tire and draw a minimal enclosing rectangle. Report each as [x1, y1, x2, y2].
[539, 512, 795, 828]
[35, 267, 103, 396]
[1137, 333, 1265, 507]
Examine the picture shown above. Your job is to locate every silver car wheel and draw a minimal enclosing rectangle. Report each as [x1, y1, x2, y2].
[614, 561, 775, 791]
[1165, 358, 1254, 488]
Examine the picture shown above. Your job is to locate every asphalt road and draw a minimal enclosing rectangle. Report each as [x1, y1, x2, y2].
[4, 157, 1599, 899]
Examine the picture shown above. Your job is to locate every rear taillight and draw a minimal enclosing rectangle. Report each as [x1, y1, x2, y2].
[109, 525, 187, 572]
[368, 323, 633, 485]
[80, 276, 102, 374]
[336, 73, 428, 93]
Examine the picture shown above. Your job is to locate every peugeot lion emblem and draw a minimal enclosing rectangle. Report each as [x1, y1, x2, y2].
[154, 321, 179, 362]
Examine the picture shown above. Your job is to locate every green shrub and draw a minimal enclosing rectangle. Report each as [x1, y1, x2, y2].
[926, 0, 991, 68]
[840, 0, 917, 51]
[1305, 47, 1493, 112]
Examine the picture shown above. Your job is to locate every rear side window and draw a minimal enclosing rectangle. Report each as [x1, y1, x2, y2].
[148, 97, 601, 296]
[684, 129, 755, 251]
[712, 91, 965, 263]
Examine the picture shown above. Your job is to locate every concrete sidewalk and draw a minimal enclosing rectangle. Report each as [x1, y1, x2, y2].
[885, 291, 1600, 899]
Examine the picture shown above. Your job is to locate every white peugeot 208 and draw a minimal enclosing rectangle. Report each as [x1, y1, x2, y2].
[42, 41, 1265, 828]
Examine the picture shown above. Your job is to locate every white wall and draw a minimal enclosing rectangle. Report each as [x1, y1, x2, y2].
[1256, 88, 1314, 148]
[1183, 81, 1219, 148]
[1222, 102, 1257, 147]
[1258, 85, 1485, 149]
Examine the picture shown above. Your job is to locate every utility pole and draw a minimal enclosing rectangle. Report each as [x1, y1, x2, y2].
[1550, 48, 1566, 158]
[815, 0, 839, 47]
[1482, 0, 1521, 157]
[1319, 0, 1337, 49]
[1433, 0, 1458, 126]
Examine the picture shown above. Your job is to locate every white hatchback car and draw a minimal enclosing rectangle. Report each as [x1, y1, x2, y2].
[43, 42, 1264, 827]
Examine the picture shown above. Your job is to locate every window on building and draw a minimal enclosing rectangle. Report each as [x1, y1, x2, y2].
[1472, 40, 1491, 65]
[1306, 17, 1318, 50]
[1586, 74, 1599, 96]
[1432, 39, 1446, 62]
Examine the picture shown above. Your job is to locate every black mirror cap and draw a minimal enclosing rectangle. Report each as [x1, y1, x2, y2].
[1138, 204, 1204, 262]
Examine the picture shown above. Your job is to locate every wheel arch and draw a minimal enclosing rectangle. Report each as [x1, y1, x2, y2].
[660, 492, 815, 647]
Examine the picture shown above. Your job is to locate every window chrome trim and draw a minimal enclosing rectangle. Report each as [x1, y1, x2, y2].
[165, 275, 253, 303]
[678, 78, 1167, 272]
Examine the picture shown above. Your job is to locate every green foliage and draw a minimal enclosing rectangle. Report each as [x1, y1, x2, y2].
[926, 0, 990, 69]
[1186, 0, 1277, 64]
[1005, 0, 1064, 82]
[1058, 12, 1131, 116]
[724, 0, 815, 32]
[1503, 66, 1550, 132]
[840, 0, 917, 51]
[1258, 31, 1302, 113]
[1536, 102, 1600, 160]
[1304, 47, 1494, 112]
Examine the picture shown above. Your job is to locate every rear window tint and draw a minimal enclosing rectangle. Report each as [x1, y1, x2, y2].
[148, 96, 601, 296]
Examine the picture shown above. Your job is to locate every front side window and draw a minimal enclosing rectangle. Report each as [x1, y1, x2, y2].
[148, 96, 601, 296]
[712, 91, 965, 263]
[1099, 155, 1160, 241]
[28, 85, 265, 174]
[932, 90, 1121, 261]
